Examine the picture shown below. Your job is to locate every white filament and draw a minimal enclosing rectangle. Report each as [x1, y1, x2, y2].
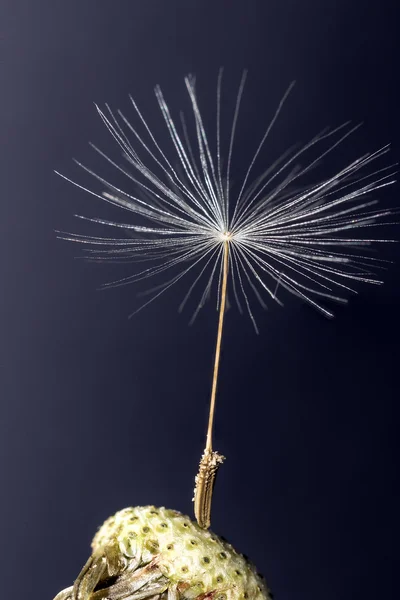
[56, 72, 396, 328]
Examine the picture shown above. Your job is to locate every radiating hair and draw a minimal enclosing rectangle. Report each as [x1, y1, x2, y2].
[56, 71, 396, 331]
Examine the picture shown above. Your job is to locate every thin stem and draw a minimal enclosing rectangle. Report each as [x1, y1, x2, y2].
[206, 240, 229, 451]
[193, 240, 229, 529]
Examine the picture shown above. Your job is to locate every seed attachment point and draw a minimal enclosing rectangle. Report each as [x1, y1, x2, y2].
[193, 449, 225, 529]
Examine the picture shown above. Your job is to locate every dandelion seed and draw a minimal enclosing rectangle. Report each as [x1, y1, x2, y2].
[53, 72, 396, 600]
[56, 72, 396, 326]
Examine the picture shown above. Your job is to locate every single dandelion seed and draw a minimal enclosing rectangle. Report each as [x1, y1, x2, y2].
[54, 71, 396, 600]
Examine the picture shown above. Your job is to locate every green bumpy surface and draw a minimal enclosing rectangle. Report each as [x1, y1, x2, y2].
[92, 506, 271, 600]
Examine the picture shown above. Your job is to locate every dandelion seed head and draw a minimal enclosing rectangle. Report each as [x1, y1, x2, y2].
[56, 71, 396, 329]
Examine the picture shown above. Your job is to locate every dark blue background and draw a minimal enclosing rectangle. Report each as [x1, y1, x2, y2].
[0, 2, 399, 600]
